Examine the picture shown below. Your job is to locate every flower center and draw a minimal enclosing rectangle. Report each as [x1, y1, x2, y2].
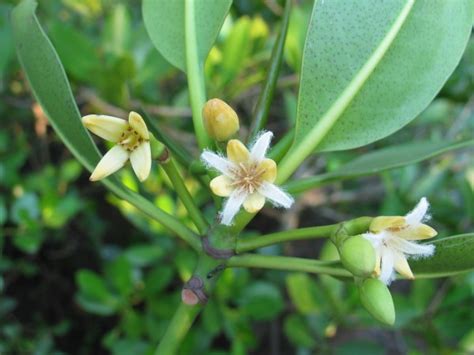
[231, 162, 266, 194]
[119, 126, 144, 152]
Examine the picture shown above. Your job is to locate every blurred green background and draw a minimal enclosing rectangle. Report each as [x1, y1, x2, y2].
[1, 0, 473, 354]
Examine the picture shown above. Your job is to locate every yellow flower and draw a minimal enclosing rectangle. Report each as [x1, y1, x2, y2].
[82, 111, 151, 182]
[363, 197, 437, 284]
[201, 131, 293, 225]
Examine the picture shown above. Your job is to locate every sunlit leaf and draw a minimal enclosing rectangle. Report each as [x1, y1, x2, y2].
[289, 0, 473, 162]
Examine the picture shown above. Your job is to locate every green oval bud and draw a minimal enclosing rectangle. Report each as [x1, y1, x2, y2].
[359, 278, 395, 325]
[339, 235, 376, 277]
[149, 133, 165, 159]
[202, 98, 240, 141]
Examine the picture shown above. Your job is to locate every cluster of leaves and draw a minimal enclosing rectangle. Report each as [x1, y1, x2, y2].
[1, 0, 473, 354]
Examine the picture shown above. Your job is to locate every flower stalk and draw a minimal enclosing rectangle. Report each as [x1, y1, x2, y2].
[227, 254, 352, 278]
[160, 152, 209, 235]
[237, 217, 373, 253]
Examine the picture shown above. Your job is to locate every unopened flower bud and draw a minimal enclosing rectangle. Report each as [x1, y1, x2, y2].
[339, 235, 376, 277]
[358, 278, 395, 325]
[149, 133, 165, 159]
[202, 98, 239, 141]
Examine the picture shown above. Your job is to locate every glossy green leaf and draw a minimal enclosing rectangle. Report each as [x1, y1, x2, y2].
[142, 0, 231, 72]
[11, 0, 201, 251]
[287, 0, 472, 169]
[411, 234, 474, 277]
[286, 139, 474, 194]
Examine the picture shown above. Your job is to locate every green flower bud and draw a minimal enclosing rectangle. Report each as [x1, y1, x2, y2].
[339, 235, 376, 277]
[202, 98, 240, 141]
[149, 133, 165, 159]
[358, 278, 395, 325]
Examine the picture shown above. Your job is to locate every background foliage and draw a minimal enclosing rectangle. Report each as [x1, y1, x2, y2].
[1, 0, 473, 354]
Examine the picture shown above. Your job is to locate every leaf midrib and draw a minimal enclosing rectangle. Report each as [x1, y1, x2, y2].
[277, 0, 416, 184]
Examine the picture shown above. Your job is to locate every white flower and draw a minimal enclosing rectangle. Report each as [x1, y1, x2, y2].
[82, 111, 151, 182]
[201, 131, 294, 225]
[363, 197, 437, 285]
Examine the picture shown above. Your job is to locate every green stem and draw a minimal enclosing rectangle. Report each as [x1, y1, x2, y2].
[185, 0, 211, 150]
[161, 156, 209, 235]
[237, 224, 334, 253]
[247, 0, 292, 142]
[227, 254, 351, 278]
[142, 110, 195, 168]
[268, 129, 294, 163]
[236, 217, 372, 253]
[103, 179, 202, 252]
[154, 302, 202, 355]
[284, 172, 335, 194]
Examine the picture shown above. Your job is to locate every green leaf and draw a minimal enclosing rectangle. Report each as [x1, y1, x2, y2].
[11, 0, 200, 251]
[75, 269, 119, 315]
[142, 0, 231, 71]
[285, 0, 473, 174]
[48, 21, 100, 82]
[286, 139, 474, 194]
[411, 234, 474, 277]
[124, 244, 165, 267]
[286, 273, 320, 315]
[106, 256, 134, 296]
[283, 314, 316, 349]
[239, 281, 284, 321]
[102, 3, 131, 56]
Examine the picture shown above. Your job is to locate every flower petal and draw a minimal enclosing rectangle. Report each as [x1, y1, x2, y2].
[243, 192, 265, 213]
[370, 216, 405, 233]
[405, 197, 430, 225]
[379, 247, 395, 285]
[393, 238, 435, 256]
[201, 151, 234, 176]
[82, 114, 128, 142]
[250, 131, 273, 162]
[220, 189, 247, 225]
[258, 182, 294, 208]
[129, 111, 149, 139]
[210, 175, 234, 197]
[90, 145, 129, 181]
[393, 252, 414, 279]
[130, 142, 151, 182]
[227, 139, 250, 163]
[259, 159, 277, 183]
[397, 224, 437, 240]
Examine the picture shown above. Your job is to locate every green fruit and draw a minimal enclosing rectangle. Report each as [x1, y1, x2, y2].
[340, 236, 376, 277]
[359, 278, 395, 325]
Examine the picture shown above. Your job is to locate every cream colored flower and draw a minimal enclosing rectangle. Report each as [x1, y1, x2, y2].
[82, 111, 151, 182]
[363, 197, 437, 284]
[201, 131, 294, 225]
